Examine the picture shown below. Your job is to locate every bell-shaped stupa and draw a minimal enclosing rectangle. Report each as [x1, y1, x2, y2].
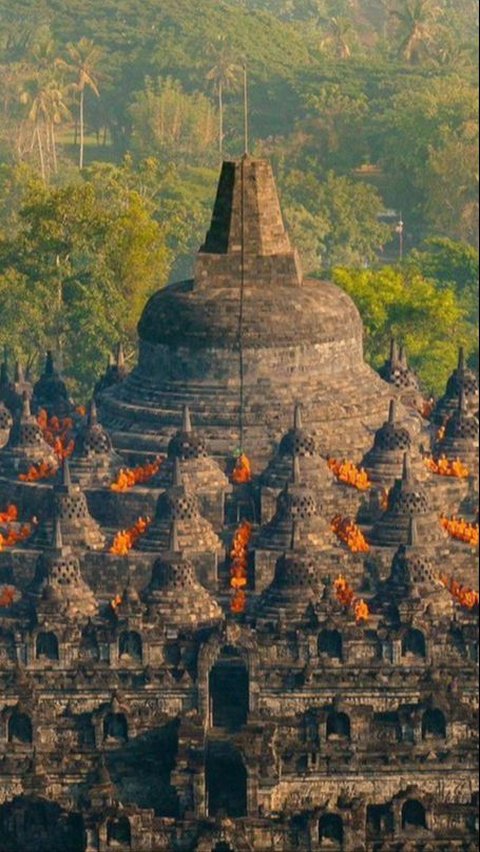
[99, 157, 398, 464]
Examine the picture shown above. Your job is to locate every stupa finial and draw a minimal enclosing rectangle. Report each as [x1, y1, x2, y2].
[408, 516, 418, 547]
[169, 519, 180, 553]
[173, 457, 183, 487]
[116, 342, 125, 369]
[53, 516, 64, 551]
[62, 457, 72, 489]
[88, 399, 98, 426]
[388, 398, 397, 425]
[294, 403, 303, 430]
[45, 350, 55, 376]
[21, 391, 31, 419]
[402, 452, 412, 482]
[182, 405, 192, 433]
[292, 453, 300, 485]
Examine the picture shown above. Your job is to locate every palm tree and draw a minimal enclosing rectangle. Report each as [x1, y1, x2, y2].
[20, 76, 51, 180]
[206, 38, 242, 157]
[44, 80, 71, 174]
[20, 74, 71, 178]
[389, 0, 442, 64]
[320, 16, 355, 59]
[56, 38, 102, 169]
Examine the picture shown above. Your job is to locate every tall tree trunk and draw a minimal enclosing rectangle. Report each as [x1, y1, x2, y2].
[79, 88, 85, 169]
[218, 81, 224, 157]
[74, 118, 78, 146]
[36, 125, 46, 181]
[50, 122, 58, 175]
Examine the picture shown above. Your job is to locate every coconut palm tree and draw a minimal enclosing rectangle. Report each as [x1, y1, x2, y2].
[320, 16, 355, 59]
[56, 38, 102, 169]
[44, 80, 71, 174]
[389, 0, 442, 64]
[20, 74, 71, 178]
[20, 76, 51, 180]
[206, 38, 242, 157]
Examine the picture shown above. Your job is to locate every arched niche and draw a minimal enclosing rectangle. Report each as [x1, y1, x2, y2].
[8, 711, 33, 744]
[79, 629, 100, 662]
[422, 708, 446, 740]
[209, 645, 249, 731]
[103, 713, 128, 744]
[206, 742, 247, 818]
[402, 628, 426, 659]
[318, 629, 343, 661]
[402, 799, 427, 831]
[36, 631, 59, 661]
[366, 803, 394, 836]
[326, 711, 351, 741]
[118, 631, 142, 663]
[0, 798, 85, 852]
[319, 813, 344, 847]
[374, 711, 402, 743]
[107, 815, 131, 847]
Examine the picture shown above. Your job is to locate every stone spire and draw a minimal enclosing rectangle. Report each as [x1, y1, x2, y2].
[0, 392, 57, 476]
[379, 339, 420, 391]
[369, 452, 445, 548]
[30, 459, 105, 551]
[257, 453, 336, 554]
[255, 521, 325, 625]
[32, 350, 71, 419]
[433, 347, 479, 425]
[28, 515, 98, 620]
[433, 388, 479, 469]
[194, 157, 302, 290]
[151, 406, 230, 521]
[0, 353, 31, 416]
[0, 398, 13, 448]
[135, 459, 222, 555]
[260, 403, 334, 518]
[381, 517, 454, 618]
[362, 398, 422, 488]
[142, 520, 222, 629]
[93, 342, 129, 399]
[70, 398, 122, 486]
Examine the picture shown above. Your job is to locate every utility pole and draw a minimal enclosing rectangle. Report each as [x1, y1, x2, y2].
[396, 212, 404, 261]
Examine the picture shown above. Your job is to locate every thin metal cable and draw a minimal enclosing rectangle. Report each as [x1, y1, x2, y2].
[238, 154, 246, 453]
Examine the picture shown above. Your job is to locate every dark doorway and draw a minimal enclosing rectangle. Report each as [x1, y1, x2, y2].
[36, 632, 59, 661]
[402, 800, 427, 830]
[326, 711, 351, 741]
[104, 713, 128, 744]
[319, 813, 343, 846]
[206, 743, 247, 818]
[366, 804, 394, 836]
[0, 798, 85, 852]
[8, 712, 33, 744]
[422, 708, 446, 739]
[209, 646, 249, 731]
[402, 628, 426, 659]
[318, 629, 343, 660]
[79, 629, 100, 662]
[107, 816, 131, 847]
[119, 631, 142, 663]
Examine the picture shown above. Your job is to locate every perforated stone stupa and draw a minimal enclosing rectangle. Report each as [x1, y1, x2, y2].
[100, 157, 401, 464]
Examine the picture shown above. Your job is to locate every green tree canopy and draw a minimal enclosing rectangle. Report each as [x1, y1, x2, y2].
[332, 264, 476, 394]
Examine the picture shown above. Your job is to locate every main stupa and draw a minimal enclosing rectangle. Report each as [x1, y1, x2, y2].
[100, 157, 404, 463]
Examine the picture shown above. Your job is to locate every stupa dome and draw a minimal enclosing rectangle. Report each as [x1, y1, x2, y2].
[100, 157, 404, 463]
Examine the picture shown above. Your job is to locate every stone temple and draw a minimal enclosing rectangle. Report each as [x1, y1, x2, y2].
[0, 157, 478, 852]
[100, 158, 418, 464]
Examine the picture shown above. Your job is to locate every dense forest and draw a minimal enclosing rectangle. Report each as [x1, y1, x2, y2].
[0, 0, 478, 397]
